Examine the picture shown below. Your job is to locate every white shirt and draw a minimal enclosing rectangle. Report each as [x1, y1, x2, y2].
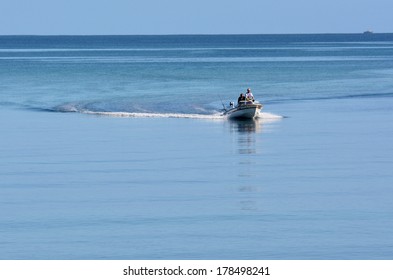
[246, 92, 254, 100]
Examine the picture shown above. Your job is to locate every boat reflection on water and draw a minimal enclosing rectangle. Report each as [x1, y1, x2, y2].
[227, 118, 262, 211]
[228, 118, 262, 155]
[226, 114, 282, 212]
[228, 117, 262, 135]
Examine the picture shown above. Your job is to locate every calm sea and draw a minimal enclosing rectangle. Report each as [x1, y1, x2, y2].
[1, 34, 393, 259]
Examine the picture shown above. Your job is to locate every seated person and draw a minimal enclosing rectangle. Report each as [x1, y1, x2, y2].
[237, 93, 246, 105]
[245, 88, 254, 102]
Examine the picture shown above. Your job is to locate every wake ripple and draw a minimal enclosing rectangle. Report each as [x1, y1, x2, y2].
[84, 110, 224, 119]
[84, 110, 283, 122]
[50, 103, 283, 121]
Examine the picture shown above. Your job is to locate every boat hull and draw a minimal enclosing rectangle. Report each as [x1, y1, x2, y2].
[224, 103, 262, 119]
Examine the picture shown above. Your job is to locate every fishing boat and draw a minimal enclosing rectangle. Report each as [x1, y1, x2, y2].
[223, 101, 263, 119]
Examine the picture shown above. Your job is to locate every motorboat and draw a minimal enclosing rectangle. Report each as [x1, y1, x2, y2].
[223, 101, 263, 119]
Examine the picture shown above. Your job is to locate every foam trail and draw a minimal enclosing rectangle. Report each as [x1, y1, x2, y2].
[82, 110, 284, 123]
[258, 112, 284, 120]
[84, 110, 225, 119]
[52, 102, 284, 121]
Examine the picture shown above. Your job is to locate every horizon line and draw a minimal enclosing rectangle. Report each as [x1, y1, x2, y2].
[1, 32, 391, 37]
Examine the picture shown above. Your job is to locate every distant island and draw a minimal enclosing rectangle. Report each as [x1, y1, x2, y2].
[363, 30, 373, 34]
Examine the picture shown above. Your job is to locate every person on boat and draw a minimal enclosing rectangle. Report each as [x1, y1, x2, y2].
[237, 93, 246, 105]
[245, 88, 255, 102]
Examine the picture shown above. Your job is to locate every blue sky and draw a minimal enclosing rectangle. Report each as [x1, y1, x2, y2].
[1, 0, 392, 35]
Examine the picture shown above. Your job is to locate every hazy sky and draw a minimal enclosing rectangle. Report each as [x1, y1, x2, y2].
[1, 0, 392, 35]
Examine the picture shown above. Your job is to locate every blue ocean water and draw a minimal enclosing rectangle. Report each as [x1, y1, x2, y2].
[1, 34, 393, 259]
